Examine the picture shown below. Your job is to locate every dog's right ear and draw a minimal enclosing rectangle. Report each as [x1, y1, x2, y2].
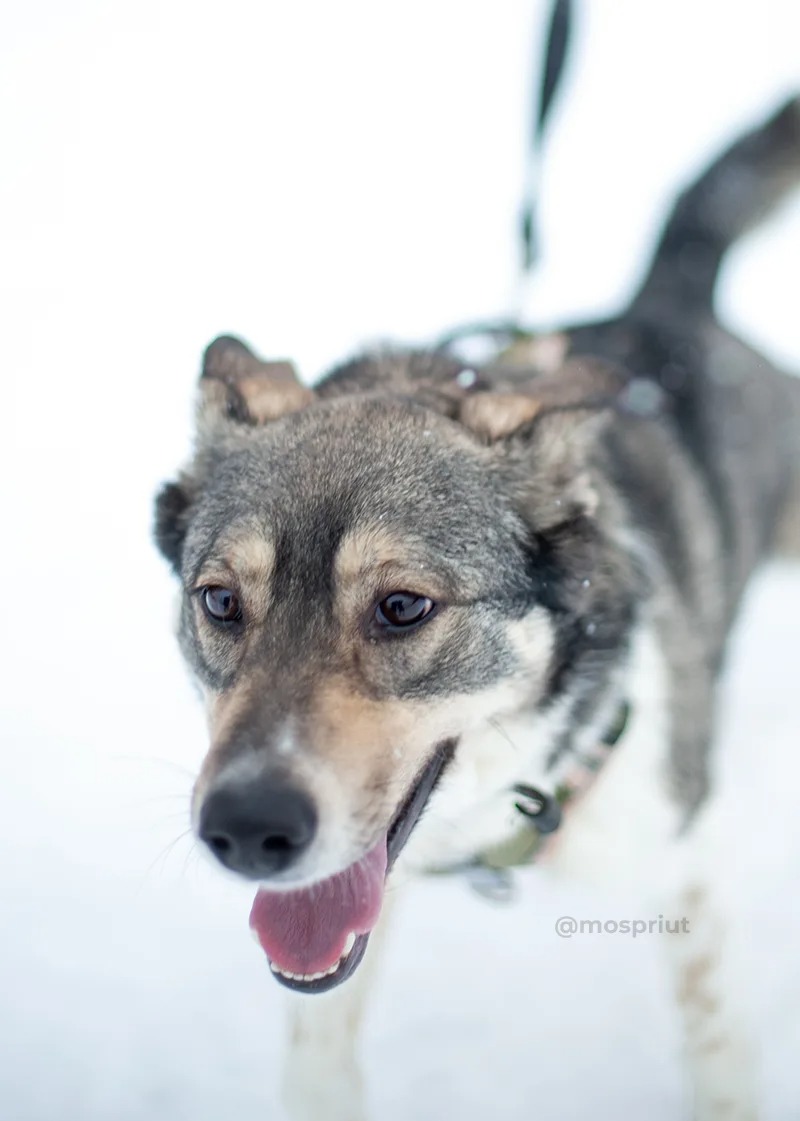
[199, 335, 313, 427]
[155, 337, 313, 574]
[153, 477, 194, 574]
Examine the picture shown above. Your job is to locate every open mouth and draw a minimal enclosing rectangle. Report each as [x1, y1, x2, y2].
[248, 739, 456, 994]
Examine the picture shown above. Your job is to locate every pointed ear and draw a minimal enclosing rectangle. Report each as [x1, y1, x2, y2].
[459, 392, 544, 440]
[199, 335, 313, 425]
[514, 407, 609, 524]
[459, 359, 627, 528]
[458, 358, 625, 442]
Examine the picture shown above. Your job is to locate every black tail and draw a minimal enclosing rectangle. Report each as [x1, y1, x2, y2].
[635, 96, 800, 310]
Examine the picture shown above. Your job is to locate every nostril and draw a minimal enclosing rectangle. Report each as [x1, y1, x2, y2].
[261, 834, 293, 854]
[208, 834, 232, 856]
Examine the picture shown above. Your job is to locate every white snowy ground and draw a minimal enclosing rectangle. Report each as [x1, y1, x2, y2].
[1, 3, 799, 1120]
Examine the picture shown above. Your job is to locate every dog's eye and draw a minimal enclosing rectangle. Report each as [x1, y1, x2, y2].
[201, 586, 243, 625]
[375, 592, 435, 631]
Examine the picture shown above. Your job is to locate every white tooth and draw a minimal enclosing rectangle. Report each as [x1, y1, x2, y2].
[250, 928, 262, 945]
[269, 943, 356, 982]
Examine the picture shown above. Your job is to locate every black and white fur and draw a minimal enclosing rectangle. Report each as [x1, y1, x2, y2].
[155, 99, 800, 1121]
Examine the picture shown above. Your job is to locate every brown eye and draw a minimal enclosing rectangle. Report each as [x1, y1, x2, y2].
[201, 586, 243, 625]
[375, 592, 435, 631]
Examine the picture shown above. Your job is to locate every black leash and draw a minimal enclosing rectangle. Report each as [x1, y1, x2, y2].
[520, 0, 574, 275]
[436, 0, 575, 357]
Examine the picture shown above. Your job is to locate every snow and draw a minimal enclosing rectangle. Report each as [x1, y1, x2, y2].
[1, 2, 799, 1119]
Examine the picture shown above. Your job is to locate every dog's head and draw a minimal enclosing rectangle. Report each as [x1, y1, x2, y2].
[155, 336, 637, 992]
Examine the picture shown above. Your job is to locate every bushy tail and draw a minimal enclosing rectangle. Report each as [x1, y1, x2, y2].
[635, 96, 800, 310]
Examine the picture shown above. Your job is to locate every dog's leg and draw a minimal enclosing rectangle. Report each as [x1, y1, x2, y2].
[281, 897, 395, 1121]
[663, 875, 759, 1121]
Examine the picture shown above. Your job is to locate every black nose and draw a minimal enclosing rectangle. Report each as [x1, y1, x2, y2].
[198, 776, 318, 879]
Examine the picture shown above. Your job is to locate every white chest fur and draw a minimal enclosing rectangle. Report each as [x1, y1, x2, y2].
[398, 624, 682, 896]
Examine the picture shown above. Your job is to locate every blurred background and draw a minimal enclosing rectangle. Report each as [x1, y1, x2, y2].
[1, 2, 799, 1118]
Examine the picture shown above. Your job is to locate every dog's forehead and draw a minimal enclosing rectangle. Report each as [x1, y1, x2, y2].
[184, 396, 523, 582]
[202, 400, 498, 523]
[258, 395, 485, 483]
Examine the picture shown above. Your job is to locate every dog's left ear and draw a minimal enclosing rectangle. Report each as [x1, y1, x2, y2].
[459, 359, 626, 526]
[459, 390, 545, 441]
[458, 358, 624, 442]
[199, 335, 314, 426]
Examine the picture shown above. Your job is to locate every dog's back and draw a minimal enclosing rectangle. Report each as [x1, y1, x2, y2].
[565, 97, 800, 592]
[498, 97, 800, 810]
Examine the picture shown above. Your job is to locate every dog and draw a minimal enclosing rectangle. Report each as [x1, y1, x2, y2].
[154, 98, 800, 1120]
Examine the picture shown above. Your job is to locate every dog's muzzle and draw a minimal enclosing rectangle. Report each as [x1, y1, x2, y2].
[248, 740, 456, 994]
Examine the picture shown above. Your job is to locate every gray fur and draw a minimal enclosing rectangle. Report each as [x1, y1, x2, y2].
[155, 97, 800, 829]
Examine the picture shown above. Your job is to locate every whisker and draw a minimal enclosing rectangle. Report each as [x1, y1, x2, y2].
[137, 828, 194, 891]
[180, 838, 201, 880]
[488, 716, 521, 753]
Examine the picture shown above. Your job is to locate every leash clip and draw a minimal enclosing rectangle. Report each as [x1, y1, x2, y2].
[463, 785, 561, 904]
[513, 783, 562, 834]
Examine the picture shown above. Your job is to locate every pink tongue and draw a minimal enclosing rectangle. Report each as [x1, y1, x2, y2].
[249, 837, 388, 974]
